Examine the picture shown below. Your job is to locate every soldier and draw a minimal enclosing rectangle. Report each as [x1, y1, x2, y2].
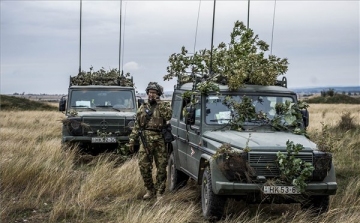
[128, 82, 172, 200]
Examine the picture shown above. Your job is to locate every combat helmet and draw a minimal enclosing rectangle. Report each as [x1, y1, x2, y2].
[145, 82, 163, 96]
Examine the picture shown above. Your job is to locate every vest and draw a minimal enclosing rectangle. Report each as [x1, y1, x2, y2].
[138, 103, 165, 130]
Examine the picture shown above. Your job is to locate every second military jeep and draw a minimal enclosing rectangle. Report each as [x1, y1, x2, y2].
[167, 80, 337, 219]
[59, 70, 143, 155]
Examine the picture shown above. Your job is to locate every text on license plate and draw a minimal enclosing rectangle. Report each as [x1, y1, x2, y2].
[91, 137, 117, 143]
[263, 186, 301, 194]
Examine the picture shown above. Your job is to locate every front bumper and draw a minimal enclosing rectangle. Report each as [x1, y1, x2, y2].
[62, 136, 130, 143]
[214, 181, 337, 196]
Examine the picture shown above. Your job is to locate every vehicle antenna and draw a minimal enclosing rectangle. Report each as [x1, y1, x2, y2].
[270, 0, 277, 55]
[193, 0, 202, 54]
[121, 2, 127, 75]
[209, 0, 216, 79]
[78, 0, 82, 74]
[247, 0, 250, 29]
[190, 0, 202, 91]
[119, 0, 123, 76]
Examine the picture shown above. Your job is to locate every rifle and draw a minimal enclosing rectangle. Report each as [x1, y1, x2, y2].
[138, 128, 151, 161]
[138, 106, 153, 161]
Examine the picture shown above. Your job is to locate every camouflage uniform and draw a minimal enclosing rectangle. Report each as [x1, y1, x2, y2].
[129, 98, 172, 196]
[117, 142, 131, 157]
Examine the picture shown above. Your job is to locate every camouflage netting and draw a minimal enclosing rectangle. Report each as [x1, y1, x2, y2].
[70, 67, 134, 87]
[163, 21, 289, 91]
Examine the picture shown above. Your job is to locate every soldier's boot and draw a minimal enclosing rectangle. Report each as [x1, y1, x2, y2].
[143, 190, 155, 200]
[156, 191, 164, 201]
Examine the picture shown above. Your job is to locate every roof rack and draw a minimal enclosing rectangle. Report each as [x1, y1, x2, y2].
[175, 73, 288, 90]
[275, 76, 287, 88]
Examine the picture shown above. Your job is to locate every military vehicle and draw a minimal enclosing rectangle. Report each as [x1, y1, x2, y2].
[59, 70, 143, 154]
[167, 77, 337, 219]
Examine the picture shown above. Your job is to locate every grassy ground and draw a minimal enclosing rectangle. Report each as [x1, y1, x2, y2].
[1, 104, 359, 222]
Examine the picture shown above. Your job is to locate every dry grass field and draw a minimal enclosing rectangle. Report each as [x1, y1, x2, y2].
[1, 104, 359, 223]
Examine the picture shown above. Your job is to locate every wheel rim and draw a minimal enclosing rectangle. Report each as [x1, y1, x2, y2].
[170, 159, 175, 187]
[203, 178, 208, 210]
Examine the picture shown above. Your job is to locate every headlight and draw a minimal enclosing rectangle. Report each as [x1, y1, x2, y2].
[127, 120, 135, 129]
[70, 121, 80, 130]
[66, 118, 83, 136]
[312, 151, 332, 181]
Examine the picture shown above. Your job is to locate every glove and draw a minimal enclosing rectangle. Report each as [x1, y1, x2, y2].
[128, 141, 134, 153]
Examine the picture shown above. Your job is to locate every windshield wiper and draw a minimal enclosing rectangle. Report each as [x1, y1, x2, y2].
[242, 119, 276, 132]
[208, 119, 237, 132]
[95, 105, 122, 112]
[71, 106, 96, 111]
[209, 118, 231, 123]
[244, 119, 271, 126]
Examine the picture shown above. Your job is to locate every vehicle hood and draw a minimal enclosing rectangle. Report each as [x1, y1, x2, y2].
[202, 130, 316, 151]
[73, 111, 136, 118]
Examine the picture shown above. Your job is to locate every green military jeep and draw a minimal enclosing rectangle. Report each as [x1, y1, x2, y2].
[59, 70, 143, 155]
[167, 80, 337, 219]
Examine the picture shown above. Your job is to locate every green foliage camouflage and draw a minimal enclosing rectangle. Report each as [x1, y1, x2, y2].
[222, 96, 309, 136]
[164, 21, 289, 91]
[70, 67, 134, 87]
[276, 140, 315, 192]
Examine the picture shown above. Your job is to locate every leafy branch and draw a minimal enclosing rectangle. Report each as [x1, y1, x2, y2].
[276, 140, 314, 192]
[164, 21, 289, 91]
[222, 96, 309, 135]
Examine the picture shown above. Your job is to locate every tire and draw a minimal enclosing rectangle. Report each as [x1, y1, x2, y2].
[167, 152, 189, 191]
[201, 166, 227, 220]
[301, 195, 330, 215]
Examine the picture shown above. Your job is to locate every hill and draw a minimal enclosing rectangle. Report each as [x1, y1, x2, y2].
[0, 95, 58, 111]
[290, 86, 360, 94]
[303, 94, 360, 104]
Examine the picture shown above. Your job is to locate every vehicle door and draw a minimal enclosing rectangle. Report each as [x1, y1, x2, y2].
[186, 95, 202, 178]
[170, 92, 187, 169]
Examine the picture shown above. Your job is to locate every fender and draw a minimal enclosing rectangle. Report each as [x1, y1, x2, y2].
[197, 153, 212, 185]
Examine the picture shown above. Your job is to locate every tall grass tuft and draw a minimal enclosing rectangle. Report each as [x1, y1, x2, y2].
[336, 112, 358, 131]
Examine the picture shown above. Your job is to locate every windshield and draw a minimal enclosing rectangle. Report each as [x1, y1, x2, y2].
[205, 94, 295, 125]
[70, 90, 135, 109]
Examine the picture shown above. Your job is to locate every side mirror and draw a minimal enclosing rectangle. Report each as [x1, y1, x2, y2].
[185, 106, 195, 125]
[137, 98, 144, 108]
[301, 109, 309, 128]
[59, 96, 66, 112]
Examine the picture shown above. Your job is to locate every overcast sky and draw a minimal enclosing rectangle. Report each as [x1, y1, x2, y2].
[1, 0, 359, 94]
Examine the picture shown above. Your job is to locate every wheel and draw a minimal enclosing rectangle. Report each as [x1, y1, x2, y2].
[201, 166, 227, 220]
[301, 195, 330, 215]
[167, 152, 189, 191]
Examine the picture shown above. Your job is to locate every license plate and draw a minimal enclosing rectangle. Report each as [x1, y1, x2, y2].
[263, 186, 301, 194]
[91, 137, 117, 143]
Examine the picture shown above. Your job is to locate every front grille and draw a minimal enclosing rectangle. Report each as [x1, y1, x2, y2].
[83, 117, 128, 135]
[248, 152, 313, 177]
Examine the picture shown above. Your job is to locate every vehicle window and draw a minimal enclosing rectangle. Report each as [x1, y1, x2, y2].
[70, 90, 135, 109]
[205, 94, 294, 124]
[194, 96, 201, 125]
[171, 93, 182, 118]
[180, 96, 191, 122]
[111, 91, 134, 108]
